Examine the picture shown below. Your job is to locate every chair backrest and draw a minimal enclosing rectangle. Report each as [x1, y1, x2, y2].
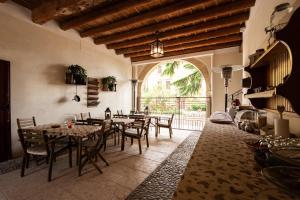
[95, 120, 112, 150]
[102, 119, 112, 133]
[17, 128, 49, 155]
[143, 118, 151, 135]
[74, 113, 82, 121]
[17, 117, 36, 129]
[168, 114, 175, 126]
[81, 112, 91, 120]
[132, 119, 145, 137]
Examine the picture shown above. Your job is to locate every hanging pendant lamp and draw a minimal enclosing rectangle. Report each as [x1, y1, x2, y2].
[150, 32, 164, 58]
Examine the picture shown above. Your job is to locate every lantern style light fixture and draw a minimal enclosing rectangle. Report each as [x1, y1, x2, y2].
[150, 32, 164, 58]
[105, 107, 111, 119]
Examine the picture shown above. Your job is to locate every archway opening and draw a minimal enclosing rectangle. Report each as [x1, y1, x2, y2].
[138, 60, 210, 131]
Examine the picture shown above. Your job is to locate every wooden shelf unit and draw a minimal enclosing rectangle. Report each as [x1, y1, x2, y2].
[245, 90, 275, 99]
[250, 41, 290, 69]
[244, 7, 300, 115]
[87, 77, 100, 107]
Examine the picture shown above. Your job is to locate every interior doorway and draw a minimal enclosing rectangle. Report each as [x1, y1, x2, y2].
[0, 60, 11, 162]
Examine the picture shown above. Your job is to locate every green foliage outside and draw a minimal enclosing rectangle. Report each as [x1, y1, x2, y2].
[162, 61, 202, 96]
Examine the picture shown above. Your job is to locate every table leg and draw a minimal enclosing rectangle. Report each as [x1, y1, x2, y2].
[48, 141, 55, 182]
[155, 118, 158, 137]
[78, 138, 82, 176]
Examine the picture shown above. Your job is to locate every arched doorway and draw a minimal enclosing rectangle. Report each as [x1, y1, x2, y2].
[136, 59, 211, 131]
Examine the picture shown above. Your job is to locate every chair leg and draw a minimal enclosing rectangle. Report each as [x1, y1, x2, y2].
[131, 138, 133, 145]
[169, 127, 173, 138]
[48, 147, 54, 182]
[121, 135, 125, 151]
[138, 139, 142, 154]
[25, 154, 30, 168]
[97, 153, 109, 166]
[21, 154, 26, 177]
[103, 137, 107, 152]
[68, 145, 72, 168]
[90, 160, 103, 174]
[113, 131, 117, 146]
[146, 135, 149, 148]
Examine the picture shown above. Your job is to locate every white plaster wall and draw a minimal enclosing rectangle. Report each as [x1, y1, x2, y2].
[243, 0, 300, 134]
[0, 2, 132, 156]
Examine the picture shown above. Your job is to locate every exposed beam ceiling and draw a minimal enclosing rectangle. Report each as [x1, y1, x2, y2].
[92, 0, 255, 44]
[124, 34, 242, 58]
[131, 41, 242, 62]
[60, 0, 152, 30]
[10, 0, 255, 62]
[103, 11, 249, 48]
[32, 0, 96, 24]
[80, 0, 215, 37]
[105, 11, 248, 50]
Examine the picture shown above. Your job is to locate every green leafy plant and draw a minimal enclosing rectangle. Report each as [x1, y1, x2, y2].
[102, 76, 117, 91]
[67, 64, 87, 84]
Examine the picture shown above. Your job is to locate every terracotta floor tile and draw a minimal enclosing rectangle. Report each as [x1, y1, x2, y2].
[0, 129, 191, 200]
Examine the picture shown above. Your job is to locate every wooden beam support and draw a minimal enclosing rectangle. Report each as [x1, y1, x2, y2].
[131, 41, 242, 62]
[32, 0, 95, 24]
[60, 0, 152, 30]
[124, 34, 242, 58]
[80, 0, 214, 37]
[92, 0, 255, 44]
[115, 25, 243, 55]
[106, 12, 249, 49]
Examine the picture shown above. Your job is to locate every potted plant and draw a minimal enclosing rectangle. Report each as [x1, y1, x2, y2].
[66, 65, 87, 85]
[102, 76, 117, 91]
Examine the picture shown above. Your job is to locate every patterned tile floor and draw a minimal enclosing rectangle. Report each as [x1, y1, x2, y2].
[0, 128, 193, 200]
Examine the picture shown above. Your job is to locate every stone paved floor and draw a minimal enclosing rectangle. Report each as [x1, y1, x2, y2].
[126, 132, 200, 200]
[0, 128, 193, 200]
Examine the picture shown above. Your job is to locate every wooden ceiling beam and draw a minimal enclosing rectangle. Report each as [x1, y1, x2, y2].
[115, 25, 243, 55]
[60, 0, 152, 30]
[32, 0, 96, 24]
[124, 34, 242, 58]
[131, 41, 242, 62]
[80, 0, 215, 37]
[106, 12, 248, 49]
[92, 0, 255, 44]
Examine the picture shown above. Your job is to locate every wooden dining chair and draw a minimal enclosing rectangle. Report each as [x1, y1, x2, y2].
[17, 117, 36, 129]
[121, 118, 150, 154]
[81, 112, 91, 120]
[157, 114, 174, 138]
[17, 125, 72, 182]
[80, 120, 111, 175]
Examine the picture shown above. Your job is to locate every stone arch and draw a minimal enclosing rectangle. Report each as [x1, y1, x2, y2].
[136, 59, 211, 97]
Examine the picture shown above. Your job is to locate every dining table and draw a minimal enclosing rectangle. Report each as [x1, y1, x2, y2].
[22, 123, 102, 180]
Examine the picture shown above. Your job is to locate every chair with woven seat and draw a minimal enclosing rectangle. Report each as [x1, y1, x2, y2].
[121, 118, 150, 154]
[80, 120, 111, 175]
[157, 114, 174, 138]
[17, 117, 72, 182]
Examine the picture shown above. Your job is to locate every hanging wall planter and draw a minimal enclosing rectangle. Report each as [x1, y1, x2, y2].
[65, 65, 87, 85]
[101, 76, 117, 91]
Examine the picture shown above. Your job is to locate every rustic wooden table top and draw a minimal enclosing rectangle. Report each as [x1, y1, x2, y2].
[173, 121, 299, 200]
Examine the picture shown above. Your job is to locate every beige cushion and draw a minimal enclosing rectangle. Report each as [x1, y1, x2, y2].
[157, 122, 169, 127]
[27, 145, 47, 156]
